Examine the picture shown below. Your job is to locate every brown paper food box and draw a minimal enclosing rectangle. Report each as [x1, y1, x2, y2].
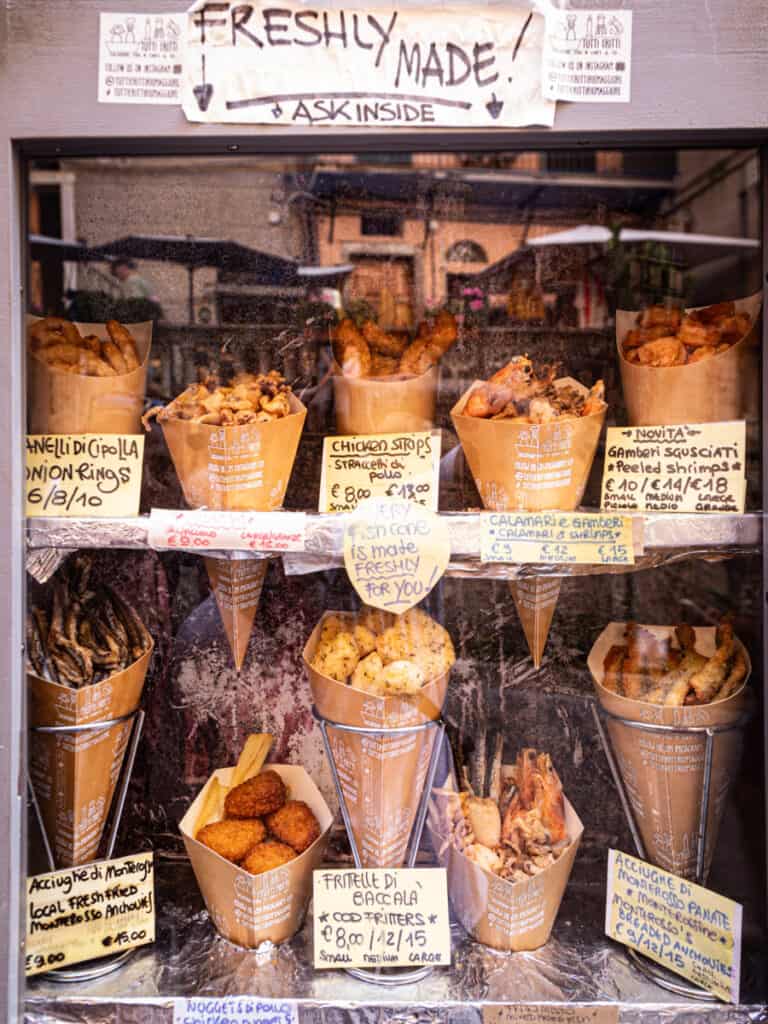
[27, 317, 152, 435]
[427, 778, 583, 952]
[333, 364, 438, 435]
[180, 764, 333, 948]
[451, 377, 606, 513]
[616, 291, 762, 426]
[303, 612, 450, 868]
[205, 557, 267, 671]
[509, 578, 562, 670]
[28, 643, 152, 868]
[588, 623, 750, 879]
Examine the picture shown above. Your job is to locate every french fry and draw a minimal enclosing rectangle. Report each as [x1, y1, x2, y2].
[229, 733, 273, 789]
[194, 777, 225, 833]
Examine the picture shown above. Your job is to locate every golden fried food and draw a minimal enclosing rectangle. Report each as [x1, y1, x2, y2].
[242, 839, 296, 875]
[142, 371, 293, 429]
[266, 800, 321, 853]
[361, 320, 408, 357]
[197, 818, 266, 862]
[602, 620, 747, 706]
[332, 318, 372, 378]
[224, 769, 287, 818]
[463, 357, 605, 422]
[369, 354, 400, 377]
[399, 310, 458, 375]
[622, 300, 751, 367]
[311, 606, 455, 695]
[465, 796, 501, 848]
[28, 316, 141, 377]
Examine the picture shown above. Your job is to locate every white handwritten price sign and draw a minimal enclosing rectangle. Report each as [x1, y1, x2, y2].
[313, 867, 450, 969]
[343, 497, 450, 613]
[182, 2, 554, 128]
[606, 850, 742, 1003]
[173, 998, 297, 1024]
[601, 421, 746, 514]
[26, 852, 155, 976]
[26, 434, 145, 518]
[480, 511, 636, 566]
[319, 431, 440, 513]
[147, 509, 306, 552]
[483, 1007, 618, 1024]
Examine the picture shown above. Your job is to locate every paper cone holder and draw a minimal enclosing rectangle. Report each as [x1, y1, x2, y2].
[27, 707, 146, 983]
[311, 706, 446, 987]
[590, 701, 752, 1002]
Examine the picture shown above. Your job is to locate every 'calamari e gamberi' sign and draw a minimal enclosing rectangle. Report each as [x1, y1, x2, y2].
[182, 1, 554, 127]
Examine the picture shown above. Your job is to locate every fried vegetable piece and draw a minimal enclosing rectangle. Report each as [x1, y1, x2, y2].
[197, 818, 266, 862]
[350, 652, 385, 693]
[714, 648, 748, 702]
[224, 769, 287, 819]
[688, 621, 734, 703]
[266, 800, 321, 853]
[333, 318, 372, 378]
[602, 644, 625, 695]
[242, 839, 296, 875]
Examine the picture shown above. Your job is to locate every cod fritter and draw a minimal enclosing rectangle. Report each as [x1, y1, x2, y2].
[242, 839, 297, 875]
[196, 818, 266, 862]
[224, 769, 286, 818]
[266, 800, 321, 853]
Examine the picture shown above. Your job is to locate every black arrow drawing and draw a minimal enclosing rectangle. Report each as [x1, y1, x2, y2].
[193, 52, 213, 112]
[485, 92, 504, 120]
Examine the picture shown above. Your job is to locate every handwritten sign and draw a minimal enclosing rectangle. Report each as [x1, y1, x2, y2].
[26, 852, 155, 976]
[484, 1008, 618, 1024]
[26, 434, 145, 518]
[601, 422, 746, 514]
[543, 9, 632, 102]
[148, 509, 306, 552]
[319, 431, 440, 513]
[313, 867, 450, 969]
[173, 998, 297, 1024]
[98, 12, 186, 104]
[481, 512, 636, 565]
[343, 497, 450, 613]
[182, 2, 554, 128]
[605, 849, 742, 1003]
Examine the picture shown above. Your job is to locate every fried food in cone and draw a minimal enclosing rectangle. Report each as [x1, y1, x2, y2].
[143, 371, 293, 428]
[332, 309, 457, 379]
[462, 356, 606, 422]
[29, 316, 141, 377]
[620, 300, 753, 367]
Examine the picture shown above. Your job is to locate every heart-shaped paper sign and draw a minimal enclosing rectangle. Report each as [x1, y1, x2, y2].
[343, 497, 450, 614]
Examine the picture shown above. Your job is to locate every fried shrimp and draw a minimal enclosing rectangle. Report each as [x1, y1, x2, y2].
[242, 839, 296, 875]
[196, 818, 266, 862]
[224, 770, 287, 818]
[623, 300, 752, 366]
[266, 800, 321, 853]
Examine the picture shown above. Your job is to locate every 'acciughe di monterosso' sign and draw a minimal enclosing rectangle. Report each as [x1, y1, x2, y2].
[182, 1, 555, 127]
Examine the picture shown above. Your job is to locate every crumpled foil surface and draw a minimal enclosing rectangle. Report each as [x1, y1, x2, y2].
[25, 859, 768, 1024]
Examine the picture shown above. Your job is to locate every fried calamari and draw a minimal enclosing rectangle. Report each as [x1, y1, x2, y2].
[142, 371, 293, 429]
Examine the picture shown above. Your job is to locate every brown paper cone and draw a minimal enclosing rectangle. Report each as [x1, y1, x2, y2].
[333, 364, 438, 435]
[27, 317, 152, 435]
[205, 557, 267, 671]
[509, 577, 562, 668]
[161, 393, 307, 511]
[451, 378, 606, 512]
[180, 764, 333, 948]
[588, 623, 750, 879]
[303, 612, 449, 868]
[427, 781, 582, 952]
[616, 291, 762, 426]
[28, 643, 152, 868]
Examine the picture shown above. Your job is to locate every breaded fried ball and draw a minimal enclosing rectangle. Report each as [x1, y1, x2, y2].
[224, 769, 286, 819]
[242, 839, 296, 875]
[266, 800, 322, 853]
[196, 818, 266, 863]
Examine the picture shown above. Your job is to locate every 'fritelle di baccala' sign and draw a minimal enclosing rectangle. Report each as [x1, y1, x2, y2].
[182, 1, 555, 127]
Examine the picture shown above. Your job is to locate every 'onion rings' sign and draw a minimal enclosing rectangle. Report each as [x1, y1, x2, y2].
[182, 1, 554, 127]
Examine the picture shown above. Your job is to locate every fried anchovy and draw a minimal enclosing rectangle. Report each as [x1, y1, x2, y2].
[26, 612, 46, 677]
[107, 587, 151, 660]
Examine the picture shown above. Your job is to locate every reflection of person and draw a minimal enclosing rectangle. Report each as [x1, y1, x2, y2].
[110, 259, 158, 302]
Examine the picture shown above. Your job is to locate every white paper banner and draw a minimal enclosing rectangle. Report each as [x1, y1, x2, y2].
[182, 2, 555, 127]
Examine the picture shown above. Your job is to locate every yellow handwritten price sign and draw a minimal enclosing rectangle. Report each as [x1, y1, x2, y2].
[605, 849, 742, 1003]
[483, 1007, 618, 1024]
[26, 434, 145, 518]
[313, 867, 451, 970]
[343, 497, 450, 613]
[601, 421, 746, 514]
[26, 852, 155, 976]
[480, 512, 636, 565]
[319, 431, 440, 513]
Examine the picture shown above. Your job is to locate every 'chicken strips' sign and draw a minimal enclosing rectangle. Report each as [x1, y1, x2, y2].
[182, 2, 554, 127]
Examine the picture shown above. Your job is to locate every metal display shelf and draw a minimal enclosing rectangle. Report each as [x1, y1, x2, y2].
[26, 511, 762, 581]
[24, 858, 768, 1023]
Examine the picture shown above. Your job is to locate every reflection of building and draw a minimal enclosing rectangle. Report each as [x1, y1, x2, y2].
[298, 150, 678, 321]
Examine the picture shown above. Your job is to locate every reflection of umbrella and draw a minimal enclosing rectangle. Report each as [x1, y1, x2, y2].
[29, 234, 99, 262]
[88, 234, 299, 321]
